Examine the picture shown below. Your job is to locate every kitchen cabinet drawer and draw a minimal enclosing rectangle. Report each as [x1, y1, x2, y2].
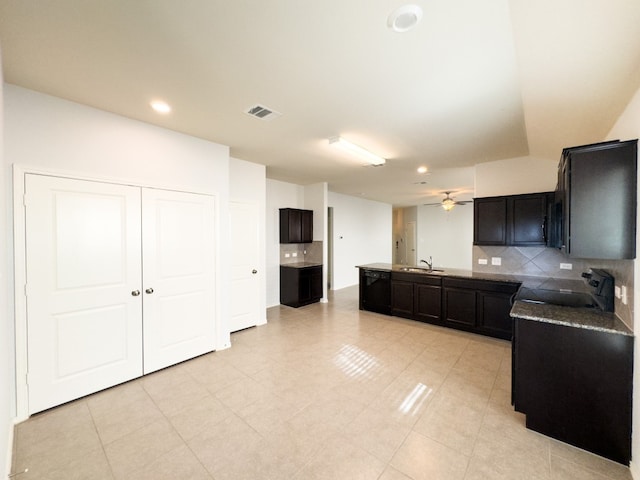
[279, 208, 313, 244]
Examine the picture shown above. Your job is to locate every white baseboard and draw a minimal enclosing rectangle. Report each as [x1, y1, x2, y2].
[4, 419, 14, 480]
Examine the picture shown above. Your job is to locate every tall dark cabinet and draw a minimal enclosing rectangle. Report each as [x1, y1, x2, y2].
[558, 139, 637, 259]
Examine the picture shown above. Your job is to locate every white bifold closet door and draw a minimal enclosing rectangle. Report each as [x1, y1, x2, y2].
[25, 174, 216, 414]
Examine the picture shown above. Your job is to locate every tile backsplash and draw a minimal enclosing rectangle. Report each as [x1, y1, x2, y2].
[473, 246, 634, 329]
[280, 241, 323, 265]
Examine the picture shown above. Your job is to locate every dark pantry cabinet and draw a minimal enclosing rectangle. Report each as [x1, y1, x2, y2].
[280, 264, 322, 307]
[279, 208, 313, 244]
[474, 192, 553, 246]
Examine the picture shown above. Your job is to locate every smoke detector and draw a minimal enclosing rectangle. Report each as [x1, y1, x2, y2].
[387, 5, 423, 33]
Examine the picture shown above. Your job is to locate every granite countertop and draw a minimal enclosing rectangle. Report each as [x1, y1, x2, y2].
[511, 300, 632, 336]
[357, 262, 632, 336]
[357, 263, 533, 285]
[281, 262, 323, 268]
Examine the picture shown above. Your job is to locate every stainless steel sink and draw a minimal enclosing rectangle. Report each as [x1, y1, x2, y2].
[399, 267, 445, 274]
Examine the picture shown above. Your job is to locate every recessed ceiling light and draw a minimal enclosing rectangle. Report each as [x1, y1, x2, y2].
[150, 100, 171, 114]
[387, 5, 423, 33]
[417, 166, 428, 174]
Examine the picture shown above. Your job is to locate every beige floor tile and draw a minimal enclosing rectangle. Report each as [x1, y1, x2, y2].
[103, 418, 185, 480]
[166, 393, 233, 440]
[88, 384, 164, 444]
[187, 413, 265, 478]
[10, 286, 633, 480]
[344, 406, 412, 463]
[413, 390, 487, 455]
[551, 454, 616, 480]
[378, 465, 414, 480]
[14, 446, 114, 480]
[390, 431, 469, 480]
[128, 444, 212, 480]
[295, 433, 386, 480]
[15, 400, 102, 468]
[549, 440, 633, 480]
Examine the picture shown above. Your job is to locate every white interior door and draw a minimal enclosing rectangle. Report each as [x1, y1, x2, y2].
[229, 201, 260, 332]
[25, 174, 143, 414]
[142, 189, 216, 374]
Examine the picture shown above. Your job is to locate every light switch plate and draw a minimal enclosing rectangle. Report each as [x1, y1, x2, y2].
[491, 257, 501, 266]
[560, 263, 573, 270]
[292, 252, 298, 257]
[478, 258, 488, 265]
[615, 286, 621, 299]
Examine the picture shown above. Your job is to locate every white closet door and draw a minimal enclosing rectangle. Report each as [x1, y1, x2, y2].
[142, 189, 216, 374]
[25, 174, 143, 414]
[229, 201, 260, 332]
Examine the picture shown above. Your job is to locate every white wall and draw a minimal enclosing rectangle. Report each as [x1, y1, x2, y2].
[475, 155, 558, 197]
[5, 85, 232, 420]
[304, 183, 329, 301]
[605, 85, 640, 480]
[230, 157, 267, 324]
[0, 61, 15, 478]
[265, 179, 304, 307]
[328, 192, 392, 290]
[417, 204, 473, 270]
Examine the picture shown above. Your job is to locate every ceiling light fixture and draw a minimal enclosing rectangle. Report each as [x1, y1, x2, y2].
[328, 136, 386, 166]
[442, 197, 456, 211]
[417, 166, 428, 174]
[387, 5, 423, 33]
[150, 100, 171, 114]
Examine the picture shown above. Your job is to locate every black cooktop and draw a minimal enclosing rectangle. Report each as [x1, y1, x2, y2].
[515, 268, 614, 312]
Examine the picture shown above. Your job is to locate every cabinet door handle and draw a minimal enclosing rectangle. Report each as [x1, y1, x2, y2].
[252, 269, 258, 274]
[131, 290, 141, 297]
[145, 288, 154, 294]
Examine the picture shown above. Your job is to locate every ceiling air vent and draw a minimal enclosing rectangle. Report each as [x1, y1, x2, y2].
[245, 104, 281, 120]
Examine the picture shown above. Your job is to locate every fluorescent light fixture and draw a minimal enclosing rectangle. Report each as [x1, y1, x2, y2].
[328, 136, 386, 166]
[150, 100, 171, 114]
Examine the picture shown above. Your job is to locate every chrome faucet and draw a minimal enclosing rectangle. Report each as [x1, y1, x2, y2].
[420, 256, 433, 270]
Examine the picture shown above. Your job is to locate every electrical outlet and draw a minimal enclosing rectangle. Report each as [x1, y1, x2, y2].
[621, 285, 628, 305]
[491, 257, 501, 266]
[285, 253, 290, 258]
[478, 258, 488, 265]
[560, 263, 573, 270]
[292, 252, 298, 257]
[615, 286, 621, 299]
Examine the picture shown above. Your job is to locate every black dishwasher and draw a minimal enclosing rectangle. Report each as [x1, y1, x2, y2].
[360, 270, 391, 314]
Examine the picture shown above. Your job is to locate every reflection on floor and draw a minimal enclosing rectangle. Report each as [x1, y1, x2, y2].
[11, 286, 632, 479]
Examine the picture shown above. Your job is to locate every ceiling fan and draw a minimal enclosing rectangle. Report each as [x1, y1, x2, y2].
[424, 191, 473, 211]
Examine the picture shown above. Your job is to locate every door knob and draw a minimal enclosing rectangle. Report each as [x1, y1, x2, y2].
[131, 290, 141, 296]
[145, 288, 154, 294]
[252, 269, 258, 274]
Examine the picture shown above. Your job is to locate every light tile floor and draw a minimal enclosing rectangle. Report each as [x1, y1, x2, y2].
[11, 286, 633, 480]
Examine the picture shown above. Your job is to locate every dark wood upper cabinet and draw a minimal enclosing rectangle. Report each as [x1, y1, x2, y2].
[474, 192, 553, 246]
[279, 208, 313, 244]
[559, 139, 637, 259]
[473, 197, 507, 245]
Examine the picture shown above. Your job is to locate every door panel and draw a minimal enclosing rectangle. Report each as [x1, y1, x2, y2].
[25, 174, 143, 414]
[230, 202, 260, 332]
[142, 189, 216, 374]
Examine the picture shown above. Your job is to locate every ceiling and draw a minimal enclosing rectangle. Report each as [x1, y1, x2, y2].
[1, 1, 639, 207]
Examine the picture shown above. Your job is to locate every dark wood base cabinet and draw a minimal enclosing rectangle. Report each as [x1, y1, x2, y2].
[442, 278, 519, 340]
[387, 271, 517, 340]
[280, 265, 322, 308]
[513, 317, 633, 465]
